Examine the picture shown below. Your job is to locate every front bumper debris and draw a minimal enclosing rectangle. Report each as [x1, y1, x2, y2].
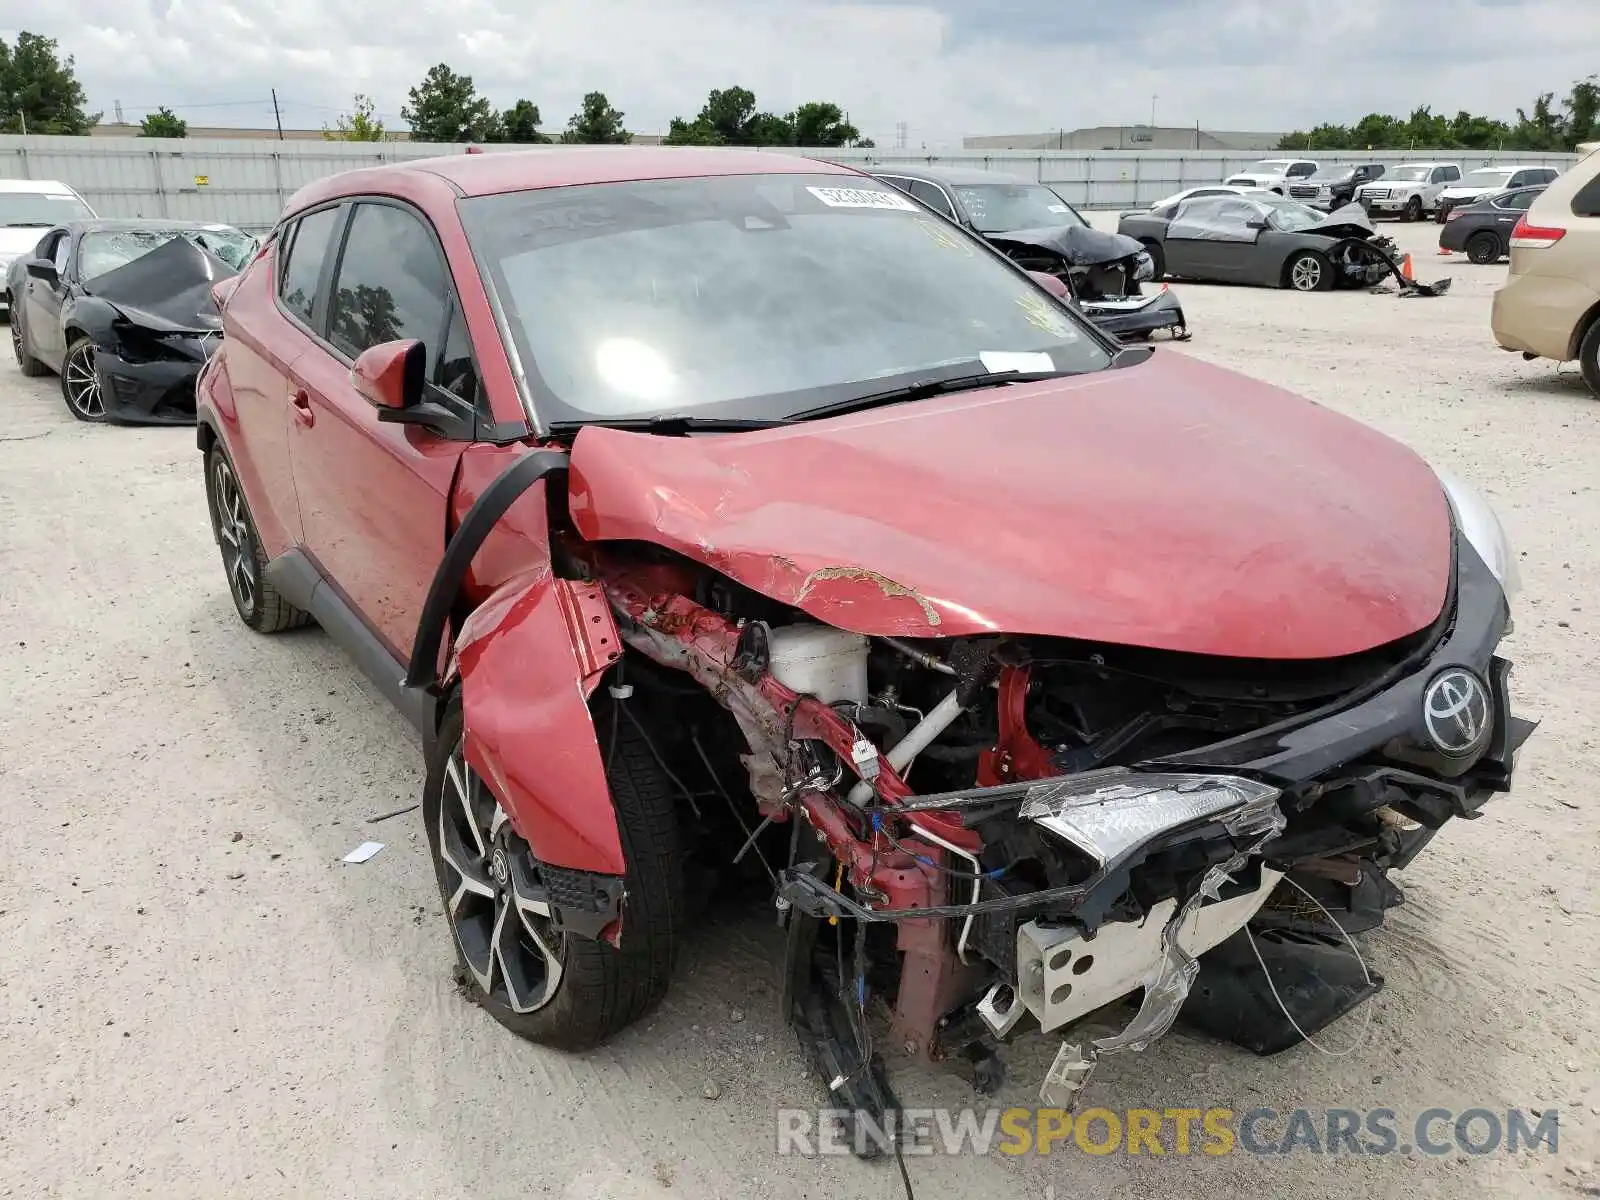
[94, 336, 216, 425]
[1081, 287, 1190, 341]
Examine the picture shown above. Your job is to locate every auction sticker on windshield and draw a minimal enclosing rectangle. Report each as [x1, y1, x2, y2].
[806, 186, 918, 211]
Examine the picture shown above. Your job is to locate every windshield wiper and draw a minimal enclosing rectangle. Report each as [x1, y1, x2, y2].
[550, 413, 791, 436]
[789, 369, 1075, 422]
[2, 221, 50, 228]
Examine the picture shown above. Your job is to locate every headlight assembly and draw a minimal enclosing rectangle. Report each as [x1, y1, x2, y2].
[1435, 467, 1520, 603]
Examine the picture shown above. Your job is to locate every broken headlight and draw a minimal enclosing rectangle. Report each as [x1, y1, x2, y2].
[1435, 467, 1519, 603]
[1018, 769, 1282, 868]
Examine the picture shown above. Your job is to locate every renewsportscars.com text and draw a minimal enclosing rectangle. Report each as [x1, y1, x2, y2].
[775, 1106, 1561, 1158]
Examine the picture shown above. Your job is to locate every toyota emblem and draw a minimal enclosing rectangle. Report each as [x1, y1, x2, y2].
[1422, 669, 1492, 758]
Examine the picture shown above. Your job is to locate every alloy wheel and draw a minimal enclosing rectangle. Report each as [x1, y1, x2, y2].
[210, 457, 257, 618]
[438, 747, 564, 1013]
[10, 315, 23, 364]
[1290, 257, 1324, 291]
[63, 345, 105, 419]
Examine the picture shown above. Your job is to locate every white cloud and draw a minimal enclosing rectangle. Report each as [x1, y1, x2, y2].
[5, 0, 1596, 146]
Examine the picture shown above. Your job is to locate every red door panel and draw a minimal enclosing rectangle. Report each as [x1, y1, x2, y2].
[288, 343, 464, 662]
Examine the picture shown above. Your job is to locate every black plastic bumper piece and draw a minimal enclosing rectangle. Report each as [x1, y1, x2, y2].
[1179, 927, 1383, 1055]
[95, 351, 202, 425]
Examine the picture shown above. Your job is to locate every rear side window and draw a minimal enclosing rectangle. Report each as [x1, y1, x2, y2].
[1574, 172, 1600, 218]
[905, 180, 956, 219]
[279, 207, 340, 324]
[1495, 189, 1537, 212]
[327, 202, 448, 376]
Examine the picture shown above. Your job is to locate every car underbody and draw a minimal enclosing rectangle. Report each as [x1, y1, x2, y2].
[427, 449, 1531, 1144]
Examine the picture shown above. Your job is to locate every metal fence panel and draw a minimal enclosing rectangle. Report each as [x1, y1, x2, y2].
[0, 135, 1583, 231]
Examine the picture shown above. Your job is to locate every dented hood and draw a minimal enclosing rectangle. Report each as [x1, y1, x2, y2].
[1312, 202, 1380, 241]
[568, 353, 1452, 659]
[84, 235, 233, 333]
[988, 224, 1147, 267]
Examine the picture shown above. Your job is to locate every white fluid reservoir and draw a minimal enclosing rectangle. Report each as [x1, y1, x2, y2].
[765, 624, 869, 706]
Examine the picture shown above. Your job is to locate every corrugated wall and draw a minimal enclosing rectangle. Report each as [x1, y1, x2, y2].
[0, 135, 1583, 231]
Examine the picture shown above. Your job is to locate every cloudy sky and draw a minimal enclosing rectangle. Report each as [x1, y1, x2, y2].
[9, 0, 1598, 145]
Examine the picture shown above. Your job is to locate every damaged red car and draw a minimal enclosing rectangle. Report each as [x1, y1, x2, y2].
[197, 148, 1534, 1135]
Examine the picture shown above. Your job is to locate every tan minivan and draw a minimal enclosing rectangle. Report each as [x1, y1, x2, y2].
[1491, 141, 1600, 394]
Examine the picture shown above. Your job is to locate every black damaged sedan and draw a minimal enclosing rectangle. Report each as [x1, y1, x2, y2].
[7, 219, 255, 424]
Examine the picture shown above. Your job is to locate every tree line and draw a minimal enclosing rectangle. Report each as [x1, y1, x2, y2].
[0, 31, 872, 147]
[1278, 76, 1599, 153]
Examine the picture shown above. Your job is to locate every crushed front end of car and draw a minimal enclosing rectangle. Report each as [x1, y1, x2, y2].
[72, 235, 232, 424]
[545, 358, 1533, 1147]
[987, 225, 1191, 341]
[1316, 203, 1453, 296]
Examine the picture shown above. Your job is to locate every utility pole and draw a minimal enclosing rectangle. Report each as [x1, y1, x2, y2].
[271, 88, 284, 140]
[1151, 93, 1158, 128]
[114, 100, 125, 124]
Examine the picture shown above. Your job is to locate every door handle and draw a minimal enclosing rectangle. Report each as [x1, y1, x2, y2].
[290, 388, 315, 427]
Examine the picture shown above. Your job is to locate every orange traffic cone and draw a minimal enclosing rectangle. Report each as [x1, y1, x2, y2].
[1400, 253, 1415, 281]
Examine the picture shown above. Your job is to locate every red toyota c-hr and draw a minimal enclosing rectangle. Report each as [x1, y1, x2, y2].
[197, 148, 1530, 1125]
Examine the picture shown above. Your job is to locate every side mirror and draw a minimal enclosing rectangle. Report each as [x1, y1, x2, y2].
[1246, 218, 1270, 230]
[1025, 269, 1072, 300]
[24, 258, 58, 283]
[352, 338, 425, 412]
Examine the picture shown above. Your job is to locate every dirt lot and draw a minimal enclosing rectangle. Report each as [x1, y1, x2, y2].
[2, 218, 1597, 1200]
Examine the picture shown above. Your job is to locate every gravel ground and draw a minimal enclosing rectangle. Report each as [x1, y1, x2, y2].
[2, 218, 1597, 1200]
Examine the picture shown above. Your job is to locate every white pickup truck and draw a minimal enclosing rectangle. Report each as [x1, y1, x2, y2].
[1354, 162, 1462, 221]
[1222, 158, 1320, 195]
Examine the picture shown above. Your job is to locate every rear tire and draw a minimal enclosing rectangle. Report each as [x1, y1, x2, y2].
[10, 302, 47, 376]
[204, 443, 311, 632]
[1579, 319, 1600, 398]
[1465, 231, 1501, 266]
[424, 697, 685, 1050]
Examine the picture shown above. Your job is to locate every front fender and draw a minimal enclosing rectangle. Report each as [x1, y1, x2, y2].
[454, 567, 628, 875]
[64, 295, 121, 343]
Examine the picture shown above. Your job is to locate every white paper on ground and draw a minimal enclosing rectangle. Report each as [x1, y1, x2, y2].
[341, 841, 385, 864]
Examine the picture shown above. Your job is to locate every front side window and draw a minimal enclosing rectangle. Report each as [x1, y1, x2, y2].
[459, 173, 1109, 425]
[950, 183, 1086, 233]
[50, 233, 71, 274]
[327, 202, 448, 377]
[0, 190, 92, 229]
[279, 207, 341, 324]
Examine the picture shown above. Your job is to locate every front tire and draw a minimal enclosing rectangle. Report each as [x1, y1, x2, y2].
[204, 443, 311, 632]
[1402, 196, 1423, 223]
[1285, 250, 1333, 292]
[1466, 230, 1502, 265]
[1140, 239, 1166, 281]
[10, 302, 47, 376]
[424, 697, 684, 1050]
[61, 337, 106, 421]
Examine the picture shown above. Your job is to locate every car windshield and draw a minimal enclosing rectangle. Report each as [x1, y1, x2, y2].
[1306, 167, 1354, 182]
[0, 190, 93, 227]
[1267, 202, 1331, 232]
[1461, 168, 1515, 188]
[79, 226, 256, 281]
[1248, 161, 1291, 172]
[459, 173, 1110, 426]
[1387, 166, 1434, 182]
[948, 183, 1087, 233]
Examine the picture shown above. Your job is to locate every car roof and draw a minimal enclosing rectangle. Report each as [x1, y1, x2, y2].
[291, 147, 859, 209]
[64, 218, 242, 234]
[1392, 161, 1459, 167]
[871, 164, 1035, 186]
[0, 178, 78, 194]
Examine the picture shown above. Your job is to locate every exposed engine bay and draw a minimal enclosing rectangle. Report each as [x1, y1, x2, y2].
[540, 529, 1530, 1145]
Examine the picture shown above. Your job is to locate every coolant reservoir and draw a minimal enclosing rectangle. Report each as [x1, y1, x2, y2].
[766, 624, 869, 705]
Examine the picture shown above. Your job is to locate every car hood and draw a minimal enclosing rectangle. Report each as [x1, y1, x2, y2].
[1441, 185, 1505, 199]
[0, 227, 48, 258]
[568, 352, 1452, 660]
[1311, 202, 1382, 240]
[987, 225, 1147, 267]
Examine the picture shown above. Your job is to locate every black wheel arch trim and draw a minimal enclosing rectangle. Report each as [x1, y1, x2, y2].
[405, 448, 572, 696]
